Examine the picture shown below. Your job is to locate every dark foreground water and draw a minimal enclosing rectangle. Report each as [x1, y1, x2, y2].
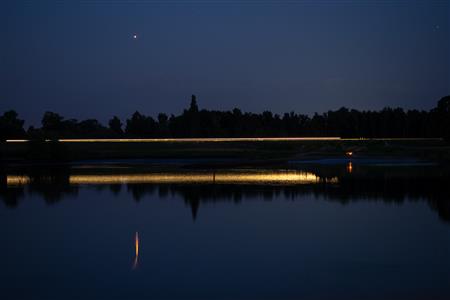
[1, 163, 450, 300]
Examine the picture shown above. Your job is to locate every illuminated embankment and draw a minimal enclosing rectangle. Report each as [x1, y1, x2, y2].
[5, 137, 443, 143]
[6, 171, 337, 186]
[5, 137, 341, 143]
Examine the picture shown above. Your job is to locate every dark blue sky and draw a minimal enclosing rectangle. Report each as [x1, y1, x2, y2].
[2, 0, 449, 126]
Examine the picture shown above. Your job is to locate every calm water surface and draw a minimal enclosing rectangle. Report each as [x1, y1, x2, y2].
[1, 164, 449, 299]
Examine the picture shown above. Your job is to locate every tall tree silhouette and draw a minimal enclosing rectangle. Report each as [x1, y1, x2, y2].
[109, 116, 123, 135]
[189, 94, 199, 113]
[125, 111, 157, 137]
[2, 95, 449, 140]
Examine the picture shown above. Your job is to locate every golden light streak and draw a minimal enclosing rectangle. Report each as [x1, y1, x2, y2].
[58, 137, 342, 142]
[5, 139, 29, 143]
[133, 232, 139, 270]
[6, 176, 31, 186]
[6, 171, 338, 186]
[136, 232, 139, 257]
[4, 137, 443, 143]
[6, 137, 341, 143]
[68, 172, 337, 185]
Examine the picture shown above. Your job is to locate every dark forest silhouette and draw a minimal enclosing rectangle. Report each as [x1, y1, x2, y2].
[1, 95, 449, 140]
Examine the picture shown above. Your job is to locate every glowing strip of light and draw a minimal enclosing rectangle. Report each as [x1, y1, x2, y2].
[340, 138, 443, 141]
[5, 137, 341, 143]
[6, 176, 31, 185]
[5, 139, 30, 143]
[5, 137, 443, 143]
[132, 232, 139, 270]
[6, 171, 338, 186]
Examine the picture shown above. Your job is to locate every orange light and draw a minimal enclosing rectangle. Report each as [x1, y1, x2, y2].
[347, 162, 353, 173]
[346, 151, 353, 156]
[135, 232, 139, 258]
[133, 232, 139, 270]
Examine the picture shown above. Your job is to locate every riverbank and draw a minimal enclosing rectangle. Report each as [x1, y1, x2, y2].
[1, 138, 449, 167]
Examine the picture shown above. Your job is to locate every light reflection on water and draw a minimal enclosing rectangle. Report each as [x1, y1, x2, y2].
[6, 171, 338, 186]
[1, 165, 450, 300]
[347, 161, 353, 173]
[133, 232, 139, 270]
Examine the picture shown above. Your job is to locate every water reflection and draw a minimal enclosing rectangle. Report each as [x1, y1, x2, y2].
[133, 232, 139, 270]
[6, 171, 337, 186]
[347, 162, 353, 173]
[1, 165, 450, 222]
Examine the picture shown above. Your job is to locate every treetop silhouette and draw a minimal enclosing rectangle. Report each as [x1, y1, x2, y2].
[1, 95, 449, 140]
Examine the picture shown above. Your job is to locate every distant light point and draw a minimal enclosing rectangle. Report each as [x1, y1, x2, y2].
[133, 34, 138, 39]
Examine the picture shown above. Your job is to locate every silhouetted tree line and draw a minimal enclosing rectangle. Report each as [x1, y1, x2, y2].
[1, 95, 449, 140]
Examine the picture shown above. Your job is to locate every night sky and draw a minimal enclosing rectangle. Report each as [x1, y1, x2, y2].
[2, 0, 449, 126]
